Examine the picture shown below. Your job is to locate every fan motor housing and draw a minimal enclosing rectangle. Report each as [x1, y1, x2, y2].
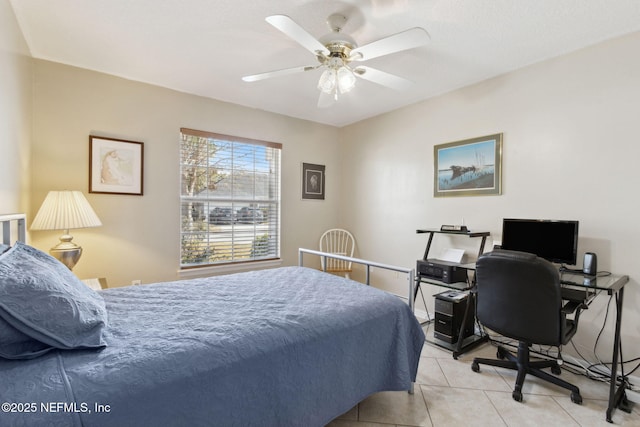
[325, 42, 353, 57]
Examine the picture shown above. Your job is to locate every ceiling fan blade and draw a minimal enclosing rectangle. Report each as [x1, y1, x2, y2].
[353, 66, 413, 91]
[266, 15, 330, 57]
[242, 65, 317, 82]
[350, 27, 430, 61]
[317, 91, 336, 108]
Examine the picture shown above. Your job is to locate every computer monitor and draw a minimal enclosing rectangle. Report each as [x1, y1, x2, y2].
[500, 218, 579, 265]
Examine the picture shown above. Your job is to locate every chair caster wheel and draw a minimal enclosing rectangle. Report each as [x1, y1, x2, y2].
[497, 347, 506, 359]
[471, 361, 480, 372]
[551, 365, 561, 375]
[512, 390, 523, 402]
[571, 392, 582, 404]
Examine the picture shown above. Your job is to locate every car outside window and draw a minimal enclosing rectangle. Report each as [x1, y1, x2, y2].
[180, 128, 281, 267]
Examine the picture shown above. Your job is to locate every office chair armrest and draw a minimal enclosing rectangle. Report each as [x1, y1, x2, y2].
[561, 300, 584, 314]
[562, 300, 588, 328]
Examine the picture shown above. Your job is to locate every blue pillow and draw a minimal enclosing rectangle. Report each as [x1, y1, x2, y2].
[0, 317, 53, 359]
[0, 243, 9, 254]
[0, 242, 108, 356]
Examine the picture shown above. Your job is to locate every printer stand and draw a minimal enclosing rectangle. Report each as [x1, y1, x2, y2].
[415, 228, 490, 358]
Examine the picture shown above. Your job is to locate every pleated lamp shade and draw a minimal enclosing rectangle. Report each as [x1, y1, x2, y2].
[31, 191, 102, 270]
[32, 191, 102, 230]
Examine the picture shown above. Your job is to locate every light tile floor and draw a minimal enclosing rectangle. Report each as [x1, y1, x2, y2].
[328, 329, 640, 427]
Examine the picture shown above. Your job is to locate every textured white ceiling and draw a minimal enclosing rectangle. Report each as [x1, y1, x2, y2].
[10, 0, 640, 127]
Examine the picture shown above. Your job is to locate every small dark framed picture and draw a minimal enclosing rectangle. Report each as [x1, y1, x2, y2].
[89, 136, 144, 195]
[302, 163, 325, 200]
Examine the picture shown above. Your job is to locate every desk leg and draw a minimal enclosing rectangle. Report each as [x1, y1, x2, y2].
[422, 233, 434, 260]
[452, 292, 471, 358]
[451, 292, 488, 359]
[606, 287, 630, 423]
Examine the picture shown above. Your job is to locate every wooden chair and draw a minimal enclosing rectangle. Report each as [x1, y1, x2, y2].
[319, 229, 355, 279]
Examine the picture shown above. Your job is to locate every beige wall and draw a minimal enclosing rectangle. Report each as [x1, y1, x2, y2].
[0, 0, 31, 213]
[6, 0, 639, 371]
[340, 31, 640, 362]
[29, 60, 341, 286]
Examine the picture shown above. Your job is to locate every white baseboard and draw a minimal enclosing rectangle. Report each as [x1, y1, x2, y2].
[560, 355, 640, 404]
[626, 388, 640, 404]
[414, 308, 432, 323]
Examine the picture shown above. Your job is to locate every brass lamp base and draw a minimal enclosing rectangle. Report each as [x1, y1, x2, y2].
[50, 233, 82, 270]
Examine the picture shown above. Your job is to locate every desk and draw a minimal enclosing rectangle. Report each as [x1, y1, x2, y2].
[560, 271, 630, 423]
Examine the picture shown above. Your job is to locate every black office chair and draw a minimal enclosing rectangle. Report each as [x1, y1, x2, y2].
[470, 249, 585, 404]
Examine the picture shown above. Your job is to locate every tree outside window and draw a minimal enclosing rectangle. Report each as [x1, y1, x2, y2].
[180, 128, 281, 267]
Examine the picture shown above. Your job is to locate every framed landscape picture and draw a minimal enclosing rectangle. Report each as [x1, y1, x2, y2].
[89, 136, 144, 195]
[434, 133, 502, 197]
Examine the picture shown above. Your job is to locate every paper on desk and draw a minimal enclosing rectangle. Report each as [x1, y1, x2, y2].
[439, 248, 465, 263]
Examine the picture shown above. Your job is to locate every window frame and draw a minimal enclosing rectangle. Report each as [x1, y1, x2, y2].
[179, 128, 282, 269]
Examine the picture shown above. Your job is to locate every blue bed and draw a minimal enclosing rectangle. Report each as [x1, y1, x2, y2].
[0, 216, 425, 427]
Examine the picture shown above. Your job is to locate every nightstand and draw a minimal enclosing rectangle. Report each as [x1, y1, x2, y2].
[81, 278, 108, 290]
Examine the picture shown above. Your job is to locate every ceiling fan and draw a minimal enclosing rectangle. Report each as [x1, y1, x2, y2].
[242, 14, 430, 107]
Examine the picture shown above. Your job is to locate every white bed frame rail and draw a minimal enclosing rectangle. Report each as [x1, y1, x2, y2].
[1, 213, 26, 245]
[298, 248, 416, 313]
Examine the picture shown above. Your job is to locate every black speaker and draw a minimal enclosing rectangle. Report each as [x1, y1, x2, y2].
[583, 252, 597, 276]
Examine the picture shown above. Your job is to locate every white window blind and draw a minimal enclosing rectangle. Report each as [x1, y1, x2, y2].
[180, 128, 281, 268]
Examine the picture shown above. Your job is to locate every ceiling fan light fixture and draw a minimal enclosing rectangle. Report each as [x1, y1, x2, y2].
[337, 66, 356, 94]
[317, 65, 356, 97]
[318, 69, 337, 93]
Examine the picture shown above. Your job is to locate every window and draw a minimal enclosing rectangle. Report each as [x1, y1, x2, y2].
[180, 128, 281, 268]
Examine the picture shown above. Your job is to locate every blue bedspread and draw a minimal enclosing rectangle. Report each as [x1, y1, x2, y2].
[0, 266, 425, 427]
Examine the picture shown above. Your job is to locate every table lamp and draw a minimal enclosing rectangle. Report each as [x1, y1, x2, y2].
[31, 190, 102, 270]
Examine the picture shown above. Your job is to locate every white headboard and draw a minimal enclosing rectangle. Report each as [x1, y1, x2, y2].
[1, 213, 26, 245]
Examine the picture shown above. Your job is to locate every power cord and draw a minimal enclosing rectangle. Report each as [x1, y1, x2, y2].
[559, 265, 584, 274]
[421, 277, 638, 391]
[482, 291, 639, 392]
[559, 265, 612, 278]
[587, 292, 639, 388]
[485, 334, 610, 383]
